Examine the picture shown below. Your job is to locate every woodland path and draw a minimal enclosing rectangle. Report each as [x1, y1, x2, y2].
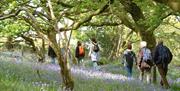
[0, 51, 174, 91]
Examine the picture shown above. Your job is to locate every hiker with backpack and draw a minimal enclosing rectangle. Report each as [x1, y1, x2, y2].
[137, 41, 153, 84]
[122, 42, 137, 78]
[154, 40, 173, 89]
[75, 41, 85, 65]
[88, 38, 100, 70]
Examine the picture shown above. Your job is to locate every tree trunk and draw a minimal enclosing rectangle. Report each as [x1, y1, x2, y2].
[48, 31, 74, 90]
[21, 35, 45, 62]
[54, 42, 74, 91]
[40, 38, 45, 62]
[116, 33, 123, 57]
[139, 30, 157, 83]
[5, 36, 14, 50]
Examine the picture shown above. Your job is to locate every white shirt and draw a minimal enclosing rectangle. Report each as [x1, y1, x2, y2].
[88, 43, 99, 61]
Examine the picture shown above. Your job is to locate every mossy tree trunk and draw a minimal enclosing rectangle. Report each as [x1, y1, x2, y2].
[47, 30, 74, 90]
[21, 35, 45, 62]
[5, 36, 14, 50]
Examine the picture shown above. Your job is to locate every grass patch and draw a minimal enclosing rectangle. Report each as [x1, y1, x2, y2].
[0, 59, 59, 91]
[0, 55, 180, 91]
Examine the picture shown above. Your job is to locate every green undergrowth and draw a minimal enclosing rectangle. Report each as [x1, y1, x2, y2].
[0, 55, 180, 91]
[74, 78, 143, 91]
[0, 60, 59, 91]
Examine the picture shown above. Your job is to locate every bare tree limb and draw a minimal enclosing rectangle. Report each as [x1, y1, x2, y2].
[120, 0, 145, 21]
[0, 9, 22, 20]
[26, 4, 39, 8]
[83, 22, 121, 27]
[20, 8, 48, 34]
[169, 24, 180, 30]
[36, 11, 51, 21]
[57, 1, 74, 8]
[60, 0, 114, 31]
[17, 0, 31, 6]
[47, 0, 56, 20]
[0, 0, 32, 20]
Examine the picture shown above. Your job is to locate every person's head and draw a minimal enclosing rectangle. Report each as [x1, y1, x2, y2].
[91, 38, 97, 43]
[140, 41, 147, 48]
[77, 41, 81, 46]
[127, 42, 132, 50]
[157, 40, 163, 45]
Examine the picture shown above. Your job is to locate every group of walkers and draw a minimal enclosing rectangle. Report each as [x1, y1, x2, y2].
[75, 38, 100, 70]
[47, 38, 100, 70]
[47, 38, 173, 89]
[122, 40, 173, 89]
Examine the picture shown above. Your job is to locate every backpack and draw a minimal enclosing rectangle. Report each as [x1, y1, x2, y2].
[141, 48, 152, 62]
[93, 44, 99, 52]
[79, 46, 85, 56]
[140, 48, 153, 67]
[125, 51, 134, 66]
[158, 45, 172, 64]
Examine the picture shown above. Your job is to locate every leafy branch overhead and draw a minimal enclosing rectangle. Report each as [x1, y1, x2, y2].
[59, 0, 115, 31]
[153, 0, 180, 12]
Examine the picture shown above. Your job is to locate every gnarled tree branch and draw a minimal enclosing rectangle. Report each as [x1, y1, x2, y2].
[120, 0, 145, 21]
[83, 22, 120, 27]
[60, 0, 114, 31]
[57, 1, 74, 8]
[0, 9, 22, 20]
[47, 0, 56, 20]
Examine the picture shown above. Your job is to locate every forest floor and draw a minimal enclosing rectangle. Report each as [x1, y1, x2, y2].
[0, 51, 180, 91]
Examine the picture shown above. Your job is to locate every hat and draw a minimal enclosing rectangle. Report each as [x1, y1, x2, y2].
[140, 41, 147, 48]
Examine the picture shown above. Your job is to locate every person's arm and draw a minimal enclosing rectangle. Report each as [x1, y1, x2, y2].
[88, 45, 92, 57]
[75, 47, 79, 58]
[48, 46, 50, 56]
[137, 49, 142, 68]
[153, 46, 159, 63]
[121, 52, 126, 64]
[167, 47, 173, 61]
[132, 51, 137, 65]
[83, 46, 85, 57]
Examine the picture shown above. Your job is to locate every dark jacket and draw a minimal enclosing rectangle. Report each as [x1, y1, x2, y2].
[48, 46, 57, 58]
[153, 44, 173, 65]
[75, 46, 85, 58]
[123, 49, 136, 67]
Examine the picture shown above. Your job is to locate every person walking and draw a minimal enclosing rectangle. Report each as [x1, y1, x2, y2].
[153, 40, 173, 89]
[88, 38, 100, 70]
[75, 41, 85, 66]
[122, 42, 137, 78]
[137, 41, 153, 84]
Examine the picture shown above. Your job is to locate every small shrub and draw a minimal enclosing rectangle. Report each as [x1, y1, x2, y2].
[98, 57, 109, 65]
